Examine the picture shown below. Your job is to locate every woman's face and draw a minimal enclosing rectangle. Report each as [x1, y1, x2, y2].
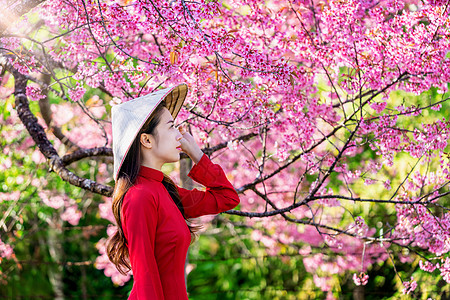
[141, 107, 183, 169]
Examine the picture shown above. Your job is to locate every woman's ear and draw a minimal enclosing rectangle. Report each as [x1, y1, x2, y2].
[140, 133, 153, 149]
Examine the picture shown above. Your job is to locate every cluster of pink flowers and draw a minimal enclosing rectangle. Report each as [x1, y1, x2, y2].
[0, 239, 13, 261]
[38, 191, 83, 225]
[350, 217, 369, 236]
[3, 0, 450, 290]
[25, 86, 46, 101]
[370, 101, 388, 114]
[60, 205, 83, 226]
[402, 277, 417, 295]
[95, 226, 131, 286]
[68, 85, 86, 102]
[439, 257, 450, 283]
[353, 272, 369, 286]
[419, 260, 438, 272]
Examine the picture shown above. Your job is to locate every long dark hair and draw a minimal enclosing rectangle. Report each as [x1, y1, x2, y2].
[107, 101, 199, 275]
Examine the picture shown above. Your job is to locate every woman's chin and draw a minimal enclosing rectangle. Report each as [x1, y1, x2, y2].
[170, 153, 181, 162]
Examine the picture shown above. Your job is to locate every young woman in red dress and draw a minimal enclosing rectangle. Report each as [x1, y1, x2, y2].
[107, 84, 240, 299]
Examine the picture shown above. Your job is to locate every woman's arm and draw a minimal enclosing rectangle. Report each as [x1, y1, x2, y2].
[177, 126, 240, 218]
[177, 153, 240, 219]
[122, 190, 164, 299]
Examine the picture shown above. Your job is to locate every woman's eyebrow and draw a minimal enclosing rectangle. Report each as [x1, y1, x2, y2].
[167, 120, 174, 124]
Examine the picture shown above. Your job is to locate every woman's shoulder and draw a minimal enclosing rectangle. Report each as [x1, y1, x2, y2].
[122, 180, 161, 210]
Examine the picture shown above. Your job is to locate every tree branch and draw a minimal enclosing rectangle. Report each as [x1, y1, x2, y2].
[38, 74, 80, 151]
[61, 147, 113, 165]
[11, 67, 113, 196]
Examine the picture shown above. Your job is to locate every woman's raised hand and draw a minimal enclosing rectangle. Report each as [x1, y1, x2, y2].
[178, 126, 204, 164]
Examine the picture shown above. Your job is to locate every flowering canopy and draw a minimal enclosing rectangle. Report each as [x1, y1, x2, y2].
[1, 0, 450, 295]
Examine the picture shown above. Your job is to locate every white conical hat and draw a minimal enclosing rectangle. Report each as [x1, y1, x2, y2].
[111, 84, 188, 181]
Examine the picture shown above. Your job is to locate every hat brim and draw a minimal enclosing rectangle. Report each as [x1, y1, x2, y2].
[112, 83, 188, 181]
[165, 84, 188, 120]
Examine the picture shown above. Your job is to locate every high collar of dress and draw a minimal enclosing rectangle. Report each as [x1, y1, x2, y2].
[138, 165, 164, 182]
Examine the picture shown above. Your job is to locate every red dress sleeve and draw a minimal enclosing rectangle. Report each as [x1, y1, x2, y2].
[122, 189, 164, 299]
[178, 153, 240, 219]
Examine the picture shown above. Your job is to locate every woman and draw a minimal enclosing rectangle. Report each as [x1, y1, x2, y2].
[107, 84, 240, 299]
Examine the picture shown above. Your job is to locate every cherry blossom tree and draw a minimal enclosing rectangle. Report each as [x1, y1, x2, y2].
[1, 0, 450, 297]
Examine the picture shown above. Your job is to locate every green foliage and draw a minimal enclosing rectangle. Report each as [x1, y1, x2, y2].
[187, 216, 326, 300]
[2, 77, 450, 299]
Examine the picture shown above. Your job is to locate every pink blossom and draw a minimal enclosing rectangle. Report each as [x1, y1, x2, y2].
[430, 103, 442, 111]
[26, 86, 45, 101]
[370, 101, 387, 113]
[326, 292, 337, 300]
[51, 104, 74, 126]
[349, 217, 369, 236]
[419, 260, 438, 272]
[0, 239, 13, 259]
[39, 192, 65, 209]
[99, 198, 115, 224]
[402, 277, 417, 295]
[0, 191, 20, 202]
[31, 150, 45, 164]
[5, 0, 450, 292]
[313, 275, 332, 291]
[364, 178, 376, 185]
[440, 257, 450, 283]
[227, 140, 239, 150]
[68, 86, 86, 102]
[61, 205, 82, 226]
[383, 180, 391, 190]
[95, 231, 131, 285]
[353, 272, 369, 286]
[1, 157, 12, 170]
